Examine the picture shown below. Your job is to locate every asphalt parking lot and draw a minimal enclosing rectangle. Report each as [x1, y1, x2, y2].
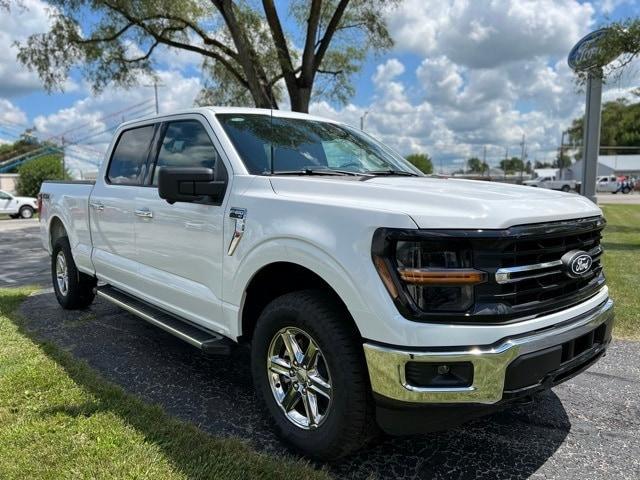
[2, 219, 640, 479]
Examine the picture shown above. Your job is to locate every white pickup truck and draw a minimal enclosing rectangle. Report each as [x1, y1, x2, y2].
[522, 175, 578, 192]
[39, 107, 614, 459]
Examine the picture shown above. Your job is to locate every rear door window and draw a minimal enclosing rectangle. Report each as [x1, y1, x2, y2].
[107, 125, 155, 185]
[152, 120, 225, 185]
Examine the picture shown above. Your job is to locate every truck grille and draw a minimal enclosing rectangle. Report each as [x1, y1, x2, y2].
[472, 216, 606, 321]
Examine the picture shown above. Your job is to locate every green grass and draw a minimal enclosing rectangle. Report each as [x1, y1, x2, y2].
[601, 205, 640, 340]
[0, 287, 329, 480]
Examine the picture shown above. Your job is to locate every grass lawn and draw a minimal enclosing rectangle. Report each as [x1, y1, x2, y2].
[0, 287, 328, 480]
[601, 204, 640, 340]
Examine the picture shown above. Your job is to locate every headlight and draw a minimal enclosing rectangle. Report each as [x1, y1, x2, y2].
[372, 230, 486, 314]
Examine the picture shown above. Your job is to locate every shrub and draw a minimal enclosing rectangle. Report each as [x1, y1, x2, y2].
[405, 153, 433, 174]
[16, 155, 67, 197]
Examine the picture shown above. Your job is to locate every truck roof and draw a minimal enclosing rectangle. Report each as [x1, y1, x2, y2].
[118, 106, 341, 129]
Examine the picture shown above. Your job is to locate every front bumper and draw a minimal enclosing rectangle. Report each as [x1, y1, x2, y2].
[363, 297, 614, 406]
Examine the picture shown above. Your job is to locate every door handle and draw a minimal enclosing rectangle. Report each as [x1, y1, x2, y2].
[134, 208, 153, 218]
[90, 202, 104, 211]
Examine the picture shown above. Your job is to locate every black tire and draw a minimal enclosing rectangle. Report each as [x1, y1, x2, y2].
[622, 187, 631, 194]
[561, 185, 571, 192]
[51, 237, 97, 309]
[251, 289, 376, 460]
[19, 205, 34, 219]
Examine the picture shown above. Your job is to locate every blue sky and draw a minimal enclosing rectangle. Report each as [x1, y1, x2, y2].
[1, 0, 639, 176]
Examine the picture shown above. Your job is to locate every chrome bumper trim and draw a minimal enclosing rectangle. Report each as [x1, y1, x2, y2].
[363, 297, 614, 404]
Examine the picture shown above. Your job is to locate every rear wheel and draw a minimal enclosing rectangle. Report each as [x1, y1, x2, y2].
[52, 237, 96, 309]
[622, 186, 631, 194]
[19, 206, 34, 219]
[561, 185, 571, 192]
[251, 289, 375, 460]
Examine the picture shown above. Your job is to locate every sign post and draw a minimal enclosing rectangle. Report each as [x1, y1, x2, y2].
[580, 71, 603, 202]
[568, 29, 614, 203]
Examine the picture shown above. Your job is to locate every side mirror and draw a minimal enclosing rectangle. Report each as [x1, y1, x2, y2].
[158, 167, 226, 204]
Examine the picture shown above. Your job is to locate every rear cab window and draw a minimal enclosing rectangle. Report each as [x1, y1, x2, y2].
[107, 125, 155, 185]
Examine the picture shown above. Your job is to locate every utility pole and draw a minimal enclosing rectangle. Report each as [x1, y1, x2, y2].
[144, 80, 164, 114]
[520, 134, 526, 182]
[61, 136, 66, 180]
[360, 110, 369, 131]
[483, 145, 487, 176]
[559, 130, 567, 180]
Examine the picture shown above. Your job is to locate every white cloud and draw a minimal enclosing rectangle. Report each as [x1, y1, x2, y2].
[372, 58, 405, 86]
[387, 0, 594, 68]
[32, 70, 202, 176]
[0, 0, 60, 98]
[0, 98, 28, 125]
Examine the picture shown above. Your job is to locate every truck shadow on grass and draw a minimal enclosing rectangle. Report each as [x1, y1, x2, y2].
[18, 292, 571, 480]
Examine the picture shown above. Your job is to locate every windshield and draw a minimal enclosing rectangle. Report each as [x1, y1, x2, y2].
[216, 113, 422, 176]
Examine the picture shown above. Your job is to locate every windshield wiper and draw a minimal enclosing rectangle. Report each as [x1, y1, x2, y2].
[268, 168, 365, 177]
[366, 169, 420, 177]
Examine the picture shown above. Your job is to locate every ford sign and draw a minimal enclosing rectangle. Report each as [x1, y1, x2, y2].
[561, 250, 593, 278]
[568, 28, 611, 72]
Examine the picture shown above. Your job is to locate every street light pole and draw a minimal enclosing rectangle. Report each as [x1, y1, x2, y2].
[360, 110, 369, 131]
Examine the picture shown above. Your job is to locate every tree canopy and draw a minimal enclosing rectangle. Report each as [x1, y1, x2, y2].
[568, 96, 640, 156]
[405, 153, 433, 174]
[16, 154, 68, 197]
[466, 156, 489, 174]
[15, 0, 397, 112]
[575, 18, 640, 84]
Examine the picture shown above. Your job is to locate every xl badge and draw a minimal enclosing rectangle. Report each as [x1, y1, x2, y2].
[561, 250, 593, 278]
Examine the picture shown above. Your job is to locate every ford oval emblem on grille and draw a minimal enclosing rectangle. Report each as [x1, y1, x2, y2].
[561, 250, 593, 278]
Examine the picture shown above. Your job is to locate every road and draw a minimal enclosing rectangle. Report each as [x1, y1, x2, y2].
[0, 219, 50, 286]
[596, 192, 640, 204]
[3, 219, 640, 479]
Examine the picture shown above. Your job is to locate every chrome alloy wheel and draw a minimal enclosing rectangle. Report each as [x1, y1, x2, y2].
[55, 251, 69, 296]
[267, 327, 332, 429]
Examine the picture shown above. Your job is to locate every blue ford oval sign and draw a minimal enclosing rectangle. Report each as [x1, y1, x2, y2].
[568, 28, 610, 72]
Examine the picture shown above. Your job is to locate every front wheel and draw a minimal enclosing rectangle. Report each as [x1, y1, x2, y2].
[251, 290, 375, 459]
[52, 237, 97, 309]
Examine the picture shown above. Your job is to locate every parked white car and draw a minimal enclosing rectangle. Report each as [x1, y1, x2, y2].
[0, 189, 38, 218]
[522, 175, 578, 192]
[597, 175, 632, 194]
[38, 107, 614, 459]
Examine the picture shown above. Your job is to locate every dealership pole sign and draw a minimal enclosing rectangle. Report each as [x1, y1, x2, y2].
[568, 29, 613, 203]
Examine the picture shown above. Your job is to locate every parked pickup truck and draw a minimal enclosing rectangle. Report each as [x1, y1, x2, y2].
[522, 175, 578, 192]
[39, 107, 614, 459]
[0, 189, 38, 218]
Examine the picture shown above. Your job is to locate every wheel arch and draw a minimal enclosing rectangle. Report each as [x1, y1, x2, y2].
[238, 261, 363, 343]
[49, 215, 68, 250]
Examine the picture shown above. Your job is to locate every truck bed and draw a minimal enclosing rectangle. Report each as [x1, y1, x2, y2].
[39, 180, 96, 275]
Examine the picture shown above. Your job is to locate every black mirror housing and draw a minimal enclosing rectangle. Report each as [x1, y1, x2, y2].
[158, 167, 226, 204]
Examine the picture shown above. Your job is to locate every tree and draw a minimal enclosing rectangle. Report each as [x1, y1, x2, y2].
[568, 97, 640, 156]
[15, 0, 397, 112]
[499, 157, 524, 174]
[466, 157, 488, 174]
[405, 153, 433, 174]
[16, 155, 68, 198]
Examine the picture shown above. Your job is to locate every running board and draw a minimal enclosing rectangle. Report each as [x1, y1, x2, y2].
[95, 285, 234, 355]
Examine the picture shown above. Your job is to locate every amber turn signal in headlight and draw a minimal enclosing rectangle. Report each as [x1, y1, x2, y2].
[398, 268, 486, 286]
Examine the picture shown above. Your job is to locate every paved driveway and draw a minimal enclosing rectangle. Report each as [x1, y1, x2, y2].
[0, 219, 50, 286]
[16, 291, 640, 480]
[3, 219, 640, 479]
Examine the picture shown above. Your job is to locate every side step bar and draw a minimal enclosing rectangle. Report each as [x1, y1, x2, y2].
[95, 285, 234, 355]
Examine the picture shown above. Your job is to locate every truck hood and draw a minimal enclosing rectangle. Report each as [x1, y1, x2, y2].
[269, 176, 601, 229]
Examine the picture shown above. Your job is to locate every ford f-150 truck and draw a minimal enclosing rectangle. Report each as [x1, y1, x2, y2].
[522, 175, 578, 192]
[39, 107, 614, 459]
